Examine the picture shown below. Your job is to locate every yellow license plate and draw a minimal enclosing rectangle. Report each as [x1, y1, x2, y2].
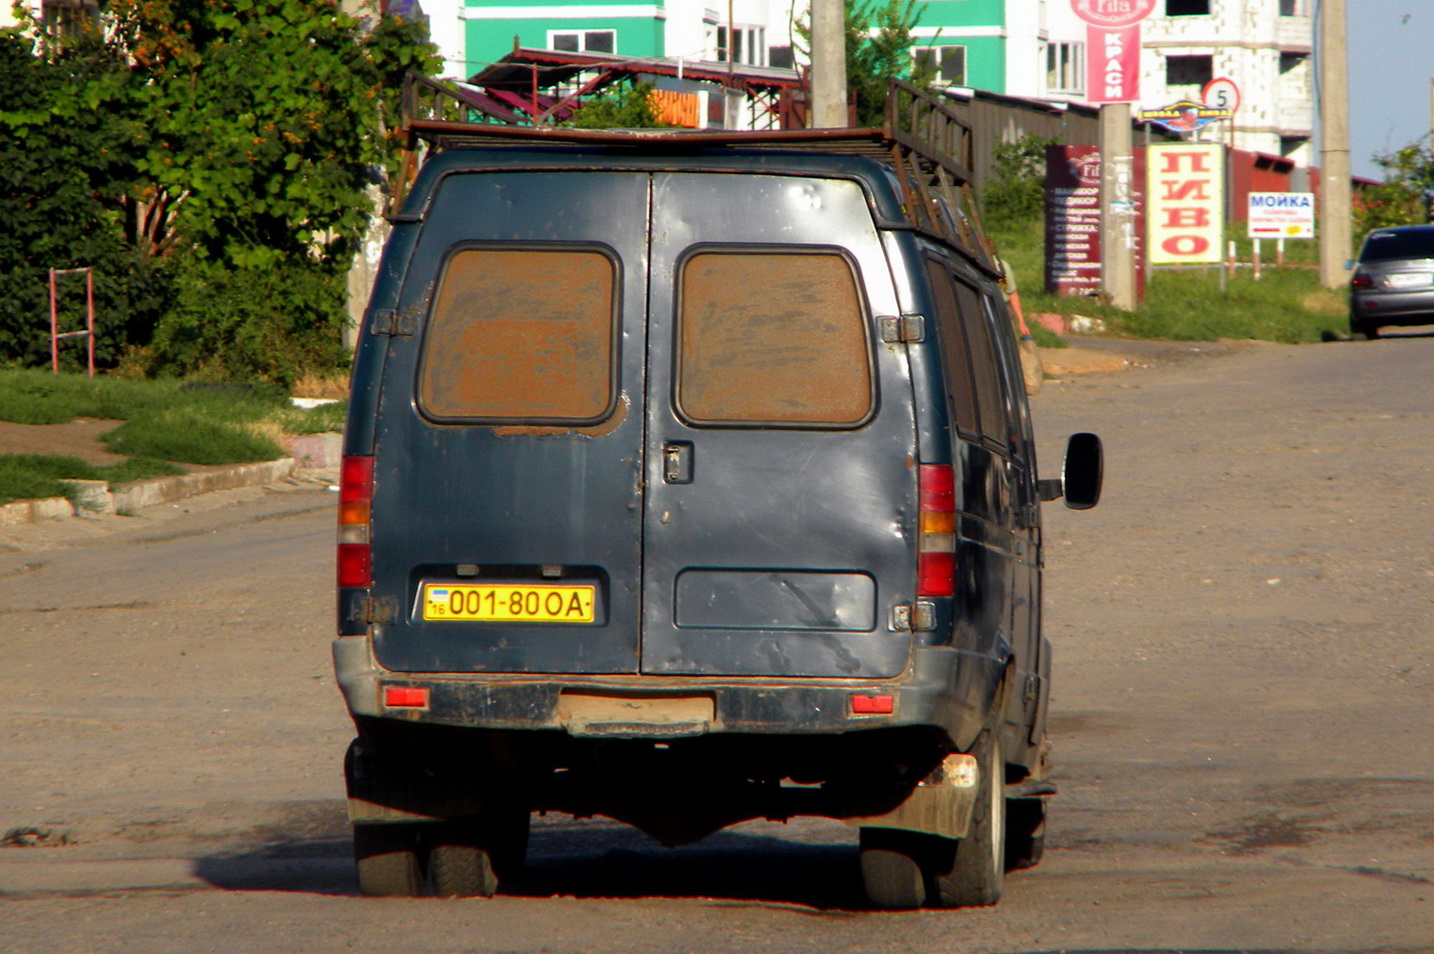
[422, 583, 596, 623]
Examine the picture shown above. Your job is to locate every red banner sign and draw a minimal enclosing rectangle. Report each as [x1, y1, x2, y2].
[1086, 24, 1141, 104]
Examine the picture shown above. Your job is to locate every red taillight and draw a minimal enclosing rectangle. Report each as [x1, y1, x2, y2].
[918, 464, 956, 598]
[338, 456, 374, 588]
[851, 694, 894, 715]
[1351, 271, 1374, 289]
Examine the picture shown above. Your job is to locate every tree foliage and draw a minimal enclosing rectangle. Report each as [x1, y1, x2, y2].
[0, 29, 166, 370]
[0, 2, 438, 385]
[795, 0, 928, 127]
[1353, 141, 1433, 237]
[569, 80, 673, 129]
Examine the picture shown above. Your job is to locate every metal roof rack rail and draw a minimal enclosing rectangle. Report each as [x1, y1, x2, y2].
[391, 73, 996, 267]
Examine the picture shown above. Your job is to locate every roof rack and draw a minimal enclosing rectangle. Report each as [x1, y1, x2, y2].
[393, 74, 995, 267]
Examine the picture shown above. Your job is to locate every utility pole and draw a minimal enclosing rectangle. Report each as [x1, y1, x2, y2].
[810, 0, 847, 128]
[1318, 0, 1351, 288]
[1100, 104, 1138, 311]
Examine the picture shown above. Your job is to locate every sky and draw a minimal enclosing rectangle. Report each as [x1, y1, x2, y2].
[1346, 0, 1434, 179]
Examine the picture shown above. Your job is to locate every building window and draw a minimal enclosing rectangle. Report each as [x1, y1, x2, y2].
[1165, 54, 1213, 88]
[769, 45, 795, 70]
[1279, 52, 1306, 75]
[41, 0, 99, 42]
[1045, 41, 1084, 94]
[550, 30, 616, 54]
[914, 45, 967, 86]
[715, 25, 767, 66]
[1166, 0, 1210, 14]
[1279, 0, 1308, 14]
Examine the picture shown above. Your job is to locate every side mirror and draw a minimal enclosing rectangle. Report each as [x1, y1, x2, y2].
[1344, 258, 1355, 271]
[1038, 432, 1104, 510]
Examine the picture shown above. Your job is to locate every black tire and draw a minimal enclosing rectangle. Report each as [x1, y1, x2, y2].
[859, 827, 930, 909]
[932, 731, 1005, 907]
[1004, 796, 1047, 872]
[354, 823, 426, 897]
[428, 809, 531, 898]
[1352, 321, 1379, 340]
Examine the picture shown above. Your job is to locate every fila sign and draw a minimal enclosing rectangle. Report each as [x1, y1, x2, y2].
[1074, 0, 1154, 103]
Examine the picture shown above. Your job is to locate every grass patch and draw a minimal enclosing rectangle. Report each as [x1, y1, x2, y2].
[0, 453, 185, 506]
[989, 217, 1345, 344]
[103, 412, 284, 465]
[0, 369, 347, 468]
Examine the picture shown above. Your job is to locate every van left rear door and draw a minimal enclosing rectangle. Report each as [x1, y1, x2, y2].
[368, 171, 649, 675]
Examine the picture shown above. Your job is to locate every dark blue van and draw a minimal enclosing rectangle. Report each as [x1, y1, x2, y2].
[333, 83, 1101, 908]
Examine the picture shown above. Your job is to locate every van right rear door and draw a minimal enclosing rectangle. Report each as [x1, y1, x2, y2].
[637, 172, 919, 679]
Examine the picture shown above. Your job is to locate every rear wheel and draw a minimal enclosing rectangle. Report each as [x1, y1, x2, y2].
[932, 731, 1005, 907]
[1353, 320, 1380, 340]
[859, 827, 930, 909]
[354, 823, 427, 897]
[428, 808, 531, 898]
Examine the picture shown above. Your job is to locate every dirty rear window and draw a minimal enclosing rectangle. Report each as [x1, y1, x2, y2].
[677, 250, 872, 426]
[418, 247, 617, 423]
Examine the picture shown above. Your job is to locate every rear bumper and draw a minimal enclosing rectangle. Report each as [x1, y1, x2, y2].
[333, 636, 1000, 748]
[1350, 290, 1434, 325]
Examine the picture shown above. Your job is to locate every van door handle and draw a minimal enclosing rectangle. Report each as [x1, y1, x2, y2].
[662, 442, 693, 484]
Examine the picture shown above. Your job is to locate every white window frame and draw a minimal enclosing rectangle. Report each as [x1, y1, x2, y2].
[714, 24, 767, 66]
[912, 44, 967, 87]
[1044, 40, 1084, 95]
[548, 29, 617, 54]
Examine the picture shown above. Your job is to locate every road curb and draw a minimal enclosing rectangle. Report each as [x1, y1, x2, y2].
[0, 457, 300, 527]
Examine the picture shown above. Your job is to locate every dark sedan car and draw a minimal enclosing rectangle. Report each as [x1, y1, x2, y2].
[1349, 225, 1434, 339]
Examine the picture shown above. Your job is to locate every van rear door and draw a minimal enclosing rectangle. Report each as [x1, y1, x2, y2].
[368, 171, 649, 674]
[639, 173, 918, 678]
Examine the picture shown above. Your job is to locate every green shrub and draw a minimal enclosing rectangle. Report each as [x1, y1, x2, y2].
[145, 257, 350, 388]
[982, 135, 1059, 226]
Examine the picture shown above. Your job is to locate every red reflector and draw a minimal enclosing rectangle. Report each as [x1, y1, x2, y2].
[918, 552, 956, 598]
[1351, 272, 1373, 289]
[384, 686, 429, 709]
[851, 694, 894, 714]
[338, 543, 372, 588]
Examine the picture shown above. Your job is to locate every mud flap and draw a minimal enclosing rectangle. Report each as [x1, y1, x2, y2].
[842, 752, 981, 840]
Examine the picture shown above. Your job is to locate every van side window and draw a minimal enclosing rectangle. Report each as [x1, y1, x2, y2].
[677, 250, 872, 426]
[924, 259, 979, 435]
[980, 292, 1029, 450]
[951, 278, 1007, 447]
[418, 247, 617, 423]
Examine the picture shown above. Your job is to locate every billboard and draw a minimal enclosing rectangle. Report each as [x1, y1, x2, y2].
[1247, 192, 1315, 239]
[1045, 145, 1146, 297]
[1146, 143, 1224, 266]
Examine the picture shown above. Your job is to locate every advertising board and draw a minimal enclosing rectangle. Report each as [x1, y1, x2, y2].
[1045, 145, 1146, 296]
[1247, 192, 1315, 239]
[1146, 143, 1224, 266]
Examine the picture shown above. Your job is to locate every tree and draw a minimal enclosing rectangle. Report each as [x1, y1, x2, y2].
[0, 28, 167, 370]
[1353, 140, 1432, 237]
[0, 2, 439, 384]
[796, 0, 929, 127]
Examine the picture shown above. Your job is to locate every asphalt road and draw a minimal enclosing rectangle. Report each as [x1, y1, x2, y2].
[0, 334, 1431, 954]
